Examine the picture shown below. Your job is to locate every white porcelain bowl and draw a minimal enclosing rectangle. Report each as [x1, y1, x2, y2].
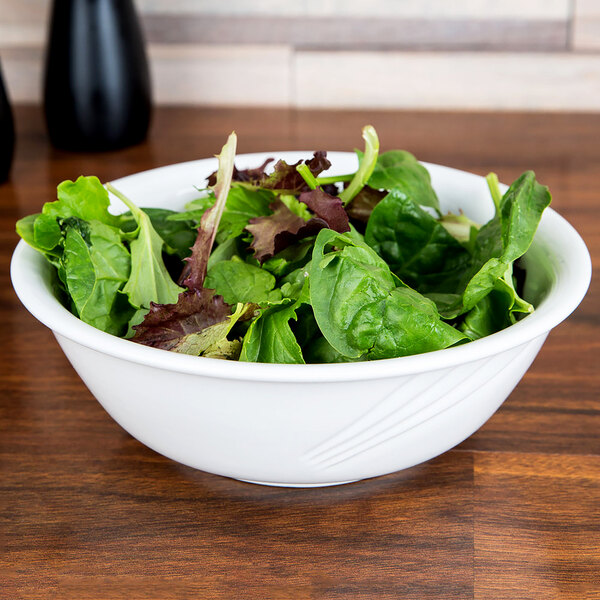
[11, 153, 591, 487]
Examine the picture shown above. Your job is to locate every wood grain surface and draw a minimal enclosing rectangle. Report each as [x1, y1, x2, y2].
[1, 107, 598, 599]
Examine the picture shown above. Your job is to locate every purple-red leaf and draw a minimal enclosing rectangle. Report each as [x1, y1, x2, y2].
[262, 151, 331, 192]
[346, 186, 387, 223]
[179, 132, 237, 290]
[209, 152, 332, 193]
[246, 201, 327, 263]
[298, 187, 350, 233]
[132, 288, 232, 350]
[206, 158, 274, 187]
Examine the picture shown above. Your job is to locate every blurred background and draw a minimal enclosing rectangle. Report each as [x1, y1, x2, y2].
[2, 0, 599, 111]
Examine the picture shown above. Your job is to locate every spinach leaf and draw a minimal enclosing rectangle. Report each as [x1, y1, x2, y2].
[454, 171, 551, 317]
[365, 189, 471, 294]
[105, 184, 184, 309]
[459, 287, 513, 340]
[62, 219, 131, 335]
[16, 213, 64, 268]
[367, 150, 440, 214]
[310, 230, 467, 359]
[304, 336, 366, 364]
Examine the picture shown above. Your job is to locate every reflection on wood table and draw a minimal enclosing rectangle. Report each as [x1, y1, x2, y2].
[1, 107, 598, 600]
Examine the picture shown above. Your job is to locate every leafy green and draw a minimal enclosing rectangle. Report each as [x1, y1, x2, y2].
[365, 189, 471, 294]
[179, 132, 238, 290]
[446, 171, 551, 318]
[367, 150, 440, 214]
[105, 184, 183, 309]
[119, 208, 196, 259]
[16, 126, 552, 364]
[205, 260, 282, 305]
[310, 230, 466, 360]
[339, 125, 379, 205]
[239, 283, 309, 364]
[131, 288, 236, 354]
[44, 176, 120, 227]
[62, 219, 131, 335]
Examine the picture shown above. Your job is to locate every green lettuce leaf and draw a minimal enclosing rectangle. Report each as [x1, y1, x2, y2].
[105, 184, 183, 309]
[62, 218, 131, 335]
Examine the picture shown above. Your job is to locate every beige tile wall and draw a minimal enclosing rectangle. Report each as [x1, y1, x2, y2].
[1, 0, 599, 110]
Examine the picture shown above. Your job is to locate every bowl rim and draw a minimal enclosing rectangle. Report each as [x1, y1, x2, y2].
[10, 156, 592, 383]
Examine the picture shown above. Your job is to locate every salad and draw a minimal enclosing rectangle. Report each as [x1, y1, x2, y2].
[16, 126, 551, 364]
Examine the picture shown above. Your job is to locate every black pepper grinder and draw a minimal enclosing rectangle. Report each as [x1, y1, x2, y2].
[43, 0, 152, 151]
[0, 59, 15, 183]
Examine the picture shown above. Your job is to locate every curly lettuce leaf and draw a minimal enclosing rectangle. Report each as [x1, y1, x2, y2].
[132, 288, 252, 357]
[246, 200, 326, 263]
[44, 176, 121, 227]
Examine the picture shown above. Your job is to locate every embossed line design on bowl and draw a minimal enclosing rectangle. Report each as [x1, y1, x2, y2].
[10, 153, 592, 487]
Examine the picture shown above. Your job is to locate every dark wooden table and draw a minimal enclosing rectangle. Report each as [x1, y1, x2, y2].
[1, 107, 598, 599]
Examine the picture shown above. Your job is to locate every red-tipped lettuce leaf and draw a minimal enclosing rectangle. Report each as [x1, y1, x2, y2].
[132, 288, 232, 350]
[298, 187, 350, 233]
[246, 201, 327, 263]
[179, 132, 237, 290]
[206, 158, 274, 187]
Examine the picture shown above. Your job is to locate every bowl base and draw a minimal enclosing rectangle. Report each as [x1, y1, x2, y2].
[237, 478, 359, 488]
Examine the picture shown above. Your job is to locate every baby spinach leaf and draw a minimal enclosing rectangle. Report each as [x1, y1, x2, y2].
[459, 288, 513, 340]
[367, 150, 440, 214]
[16, 213, 64, 267]
[310, 229, 467, 359]
[457, 171, 551, 315]
[62, 219, 131, 335]
[106, 184, 183, 309]
[205, 260, 282, 305]
[368, 286, 468, 360]
[304, 336, 356, 364]
[365, 189, 471, 294]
